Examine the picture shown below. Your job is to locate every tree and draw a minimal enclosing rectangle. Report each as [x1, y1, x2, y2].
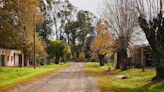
[64, 10, 97, 59]
[41, 0, 97, 60]
[133, 0, 164, 80]
[40, 0, 55, 42]
[46, 40, 70, 64]
[77, 10, 96, 52]
[0, 0, 46, 66]
[91, 21, 113, 66]
[102, 0, 139, 70]
[0, 0, 21, 48]
[76, 10, 97, 58]
[40, 0, 77, 41]
[64, 20, 79, 58]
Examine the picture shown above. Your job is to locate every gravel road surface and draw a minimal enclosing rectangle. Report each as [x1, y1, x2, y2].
[7, 63, 100, 92]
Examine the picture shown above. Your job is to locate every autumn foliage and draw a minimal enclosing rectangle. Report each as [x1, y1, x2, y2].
[91, 21, 113, 66]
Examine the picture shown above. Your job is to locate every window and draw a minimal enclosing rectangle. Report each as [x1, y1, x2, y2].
[7, 56, 9, 61]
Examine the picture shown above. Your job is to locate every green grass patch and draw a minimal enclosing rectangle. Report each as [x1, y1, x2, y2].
[0, 62, 73, 91]
[85, 62, 164, 92]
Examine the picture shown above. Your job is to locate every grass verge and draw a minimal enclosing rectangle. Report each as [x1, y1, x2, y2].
[0, 62, 73, 91]
[85, 62, 164, 92]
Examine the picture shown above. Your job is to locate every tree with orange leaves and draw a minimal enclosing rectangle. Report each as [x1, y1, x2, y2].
[91, 21, 113, 66]
[0, 0, 46, 66]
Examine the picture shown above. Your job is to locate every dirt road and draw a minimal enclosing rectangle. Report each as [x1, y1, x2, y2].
[8, 63, 100, 92]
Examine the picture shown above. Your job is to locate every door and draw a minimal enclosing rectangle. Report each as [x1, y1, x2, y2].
[19, 54, 22, 67]
[0, 55, 5, 66]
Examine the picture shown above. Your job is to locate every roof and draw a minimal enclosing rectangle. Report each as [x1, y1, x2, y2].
[0, 48, 22, 54]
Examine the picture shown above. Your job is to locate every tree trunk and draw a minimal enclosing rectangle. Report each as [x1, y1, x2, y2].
[141, 48, 145, 72]
[55, 57, 60, 64]
[121, 48, 128, 70]
[116, 52, 121, 69]
[24, 55, 28, 66]
[152, 51, 164, 80]
[98, 54, 105, 66]
[116, 49, 128, 70]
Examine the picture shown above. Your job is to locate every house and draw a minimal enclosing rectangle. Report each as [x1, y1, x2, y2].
[130, 45, 153, 68]
[112, 45, 153, 68]
[0, 48, 24, 67]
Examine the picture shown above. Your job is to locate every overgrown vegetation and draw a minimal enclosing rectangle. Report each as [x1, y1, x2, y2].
[85, 62, 164, 92]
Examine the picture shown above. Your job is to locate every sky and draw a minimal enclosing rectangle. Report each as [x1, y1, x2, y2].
[69, 0, 103, 17]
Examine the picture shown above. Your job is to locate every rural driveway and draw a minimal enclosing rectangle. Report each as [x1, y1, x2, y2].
[8, 63, 100, 92]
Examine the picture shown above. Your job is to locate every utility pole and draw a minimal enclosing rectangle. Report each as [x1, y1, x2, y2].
[33, 14, 36, 69]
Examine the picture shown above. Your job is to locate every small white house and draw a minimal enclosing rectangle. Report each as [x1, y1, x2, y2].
[0, 48, 24, 67]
